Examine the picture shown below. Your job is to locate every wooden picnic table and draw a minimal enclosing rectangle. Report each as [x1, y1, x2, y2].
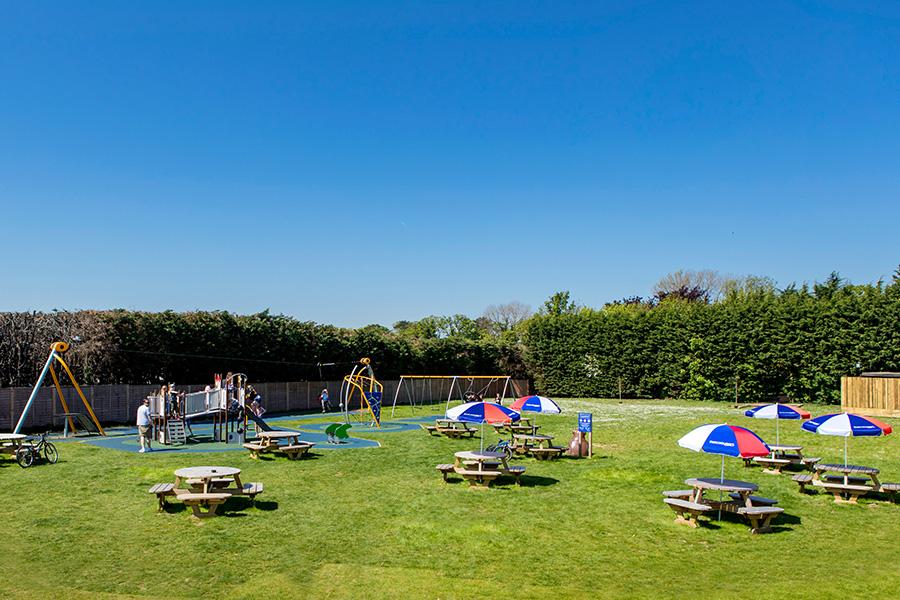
[750, 444, 819, 474]
[454, 450, 509, 472]
[684, 478, 759, 510]
[174, 466, 243, 494]
[0, 433, 28, 457]
[250, 430, 313, 459]
[813, 463, 880, 486]
[435, 419, 478, 438]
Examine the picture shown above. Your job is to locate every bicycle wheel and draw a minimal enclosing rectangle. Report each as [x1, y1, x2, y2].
[43, 442, 59, 464]
[16, 448, 34, 468]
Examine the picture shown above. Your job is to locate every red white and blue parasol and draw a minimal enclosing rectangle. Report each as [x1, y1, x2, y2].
[446, 401, 521, 424]
[509, 395, 561, 414]
[744, 403, 811, 445]
[678, 424, 770, 458]
[446, 401, 520, 451]
[801, 413, 892, 465]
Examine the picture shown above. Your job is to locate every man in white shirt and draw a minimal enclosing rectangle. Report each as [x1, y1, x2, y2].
[136, 398, 152, 453]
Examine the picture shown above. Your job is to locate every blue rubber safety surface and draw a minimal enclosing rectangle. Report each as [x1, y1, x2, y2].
[68, 412, 441, 454]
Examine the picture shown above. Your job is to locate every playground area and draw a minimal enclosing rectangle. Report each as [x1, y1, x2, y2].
[1, 397, 897, 599]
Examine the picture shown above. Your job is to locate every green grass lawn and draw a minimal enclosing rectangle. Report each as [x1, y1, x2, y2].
[2, 399, 897, 599]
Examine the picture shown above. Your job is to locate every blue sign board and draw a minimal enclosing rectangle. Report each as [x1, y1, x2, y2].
[578, 412, 592, 433]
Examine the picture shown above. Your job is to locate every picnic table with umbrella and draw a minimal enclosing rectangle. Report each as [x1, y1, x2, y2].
[664, 423, 784, 532]
[797, 413, 898, 503]
[743, 404, 818, 473]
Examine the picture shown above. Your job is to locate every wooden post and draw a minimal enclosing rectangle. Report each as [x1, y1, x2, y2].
[588, 430, 593, 459]
[618, 377, 623, 402]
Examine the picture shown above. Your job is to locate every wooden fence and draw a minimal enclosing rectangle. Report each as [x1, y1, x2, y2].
[841, 375, 900, 417]
[0, 378, 530, 431]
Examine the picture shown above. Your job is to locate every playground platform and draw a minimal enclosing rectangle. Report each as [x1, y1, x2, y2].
[60, 413, 436, 454]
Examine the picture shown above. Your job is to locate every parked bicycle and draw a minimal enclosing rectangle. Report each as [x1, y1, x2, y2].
[16, 433, 59, 468]
[484, 438, 513, 460]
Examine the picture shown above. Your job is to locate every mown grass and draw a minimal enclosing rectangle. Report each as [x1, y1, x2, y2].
[1, 399, 897, 599]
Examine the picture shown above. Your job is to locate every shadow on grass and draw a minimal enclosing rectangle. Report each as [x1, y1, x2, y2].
[518, 475, 560, 488]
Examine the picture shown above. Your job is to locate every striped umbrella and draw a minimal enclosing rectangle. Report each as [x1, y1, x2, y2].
[744, 403, 811, 445]
[509, 395, 561, 414]
[678, 424, 770, 481]
[509, 395, 560, 430]
[446, 401, 520, 451]
[801, 413, 893, 465]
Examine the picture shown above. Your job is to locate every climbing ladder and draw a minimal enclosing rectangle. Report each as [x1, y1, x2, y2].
[166, 420, 187, 445]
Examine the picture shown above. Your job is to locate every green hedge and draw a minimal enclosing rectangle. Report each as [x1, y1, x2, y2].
[523, 279, 900, 404]
[0, 310, 526, 386]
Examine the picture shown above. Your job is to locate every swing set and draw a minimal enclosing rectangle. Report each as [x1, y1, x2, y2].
[14, 342, 105, 436]
[389, 374, 513, 417]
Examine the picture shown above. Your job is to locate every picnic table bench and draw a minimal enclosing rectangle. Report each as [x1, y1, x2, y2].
[666, 478, 784, 533]
[152, 466, 265, 517]
[453, 467, 502, 488]
[433, 419, 479, 438]
[176, 492, 231, 518]
[511, 434, 562, 459]
[421, 424, 440, 436]
[245, 430, 313, 459]
[746, 445, 820, 474]
[736, 506, 785, 534]
[438, 451, 526, 488]
[663, 498, 712, 528]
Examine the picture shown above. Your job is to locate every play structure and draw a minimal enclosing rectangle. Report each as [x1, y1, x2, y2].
[341, 358, 384, 428]
[14, 341, 105, 436]
[389, 374, 513, 417]
[148, 373, 268, 445]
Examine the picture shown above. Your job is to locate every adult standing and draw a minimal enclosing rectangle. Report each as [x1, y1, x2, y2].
[136, 398, 153, 453]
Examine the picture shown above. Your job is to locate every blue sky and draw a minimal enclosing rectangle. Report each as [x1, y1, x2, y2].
[1, 1, 898, 327]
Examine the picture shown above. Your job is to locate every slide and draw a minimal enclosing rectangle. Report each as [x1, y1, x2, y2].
[246, 411, 273, 432]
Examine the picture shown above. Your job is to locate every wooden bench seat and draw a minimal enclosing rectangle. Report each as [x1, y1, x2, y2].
[823, 474, 869, 486]
[276, 443, 314, 460]
[818, 482, 874, 504]
[792, 473, 814, 492]
[454, 467, 502, 488]
[880, 482, 900, 501]
[801, 457, 821, 469]
[729, 493, 778, 506]
[243, 443, 268, 459]
[421, 424, 439, 436]
[754, 457, 792, 474]
[241, 482, 264, 499]
[505, 465, 526, 485]
[148, 482, 176, 511]
[176, 492, 232, 518]
[736, 506, 784, 534]
[663, 498, 712, 528]
[530, 447, 564, 460]
[441, 429, 477, 439]
[662, 490, 694, 500]
[435, 463, 455, 482]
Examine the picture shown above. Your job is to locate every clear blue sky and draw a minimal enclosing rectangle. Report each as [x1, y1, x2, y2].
[2, 2, 898, 327]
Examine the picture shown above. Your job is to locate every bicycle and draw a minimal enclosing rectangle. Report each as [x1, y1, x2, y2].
[15, 433, 59, 468]
[484, 438, 513, 460]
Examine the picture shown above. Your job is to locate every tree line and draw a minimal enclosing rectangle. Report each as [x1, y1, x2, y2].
[2, 269, 897, 405]
[524, 270, 900, 404]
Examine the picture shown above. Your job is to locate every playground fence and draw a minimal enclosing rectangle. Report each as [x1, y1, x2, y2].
[0, 378, 530, 431]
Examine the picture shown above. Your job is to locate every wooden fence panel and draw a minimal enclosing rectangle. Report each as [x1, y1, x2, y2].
[0, 379, 530, 430]
[841, 376, 900, 417]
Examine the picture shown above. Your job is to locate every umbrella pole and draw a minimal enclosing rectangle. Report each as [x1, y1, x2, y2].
[481, 421, 484, 452]
[718, 454, 725, 520]
[844, 436, 848, 467]
[776, 414, 780, 446]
